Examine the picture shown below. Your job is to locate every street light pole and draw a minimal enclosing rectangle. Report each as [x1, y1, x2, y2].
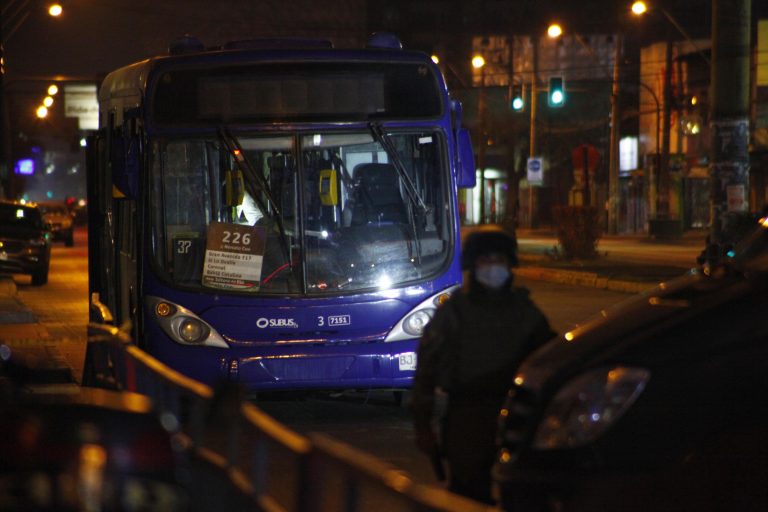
[636, 81, 662, 220]
[607, 34, 622, 234]
[479, 62, 487, 224]
[472, 54, 487, 225]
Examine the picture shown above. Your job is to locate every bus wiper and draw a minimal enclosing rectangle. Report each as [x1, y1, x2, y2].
[369, 122, 425, 264]
[368, 122, 428, 214]
[218, 128, 292, 265]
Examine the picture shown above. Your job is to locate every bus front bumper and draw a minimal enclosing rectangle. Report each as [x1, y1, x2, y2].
[148, 330, 419, 392]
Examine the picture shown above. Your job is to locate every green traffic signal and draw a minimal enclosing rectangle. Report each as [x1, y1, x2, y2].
[510, 83, 525, 111]
[548, 76, 565, 107]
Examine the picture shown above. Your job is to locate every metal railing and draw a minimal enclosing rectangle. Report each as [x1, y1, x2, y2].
[86, 322, 492, 512]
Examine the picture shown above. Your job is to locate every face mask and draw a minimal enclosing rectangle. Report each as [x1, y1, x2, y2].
[475, 263, 510, 290]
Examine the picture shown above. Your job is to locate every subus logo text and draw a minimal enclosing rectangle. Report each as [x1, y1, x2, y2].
[256, 317, 299, 329]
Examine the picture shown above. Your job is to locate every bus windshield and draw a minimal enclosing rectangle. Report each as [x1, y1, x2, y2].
[150, 129, 453, 295]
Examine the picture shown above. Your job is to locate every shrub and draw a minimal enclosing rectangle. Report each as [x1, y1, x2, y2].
[552, 205, 602, 260]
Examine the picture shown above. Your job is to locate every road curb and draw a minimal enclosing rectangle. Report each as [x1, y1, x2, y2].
[516, 266, 658, 294]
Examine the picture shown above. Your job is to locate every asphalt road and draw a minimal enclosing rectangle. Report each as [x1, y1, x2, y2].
[6, 231, 632, 489]
[256, 275, 631, 486]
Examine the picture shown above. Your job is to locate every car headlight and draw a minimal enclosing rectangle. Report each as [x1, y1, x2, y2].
[533, 366, 650, 450]
[146, 296, 228, 348]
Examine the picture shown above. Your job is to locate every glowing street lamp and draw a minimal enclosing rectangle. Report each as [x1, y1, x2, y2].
[48, 3, 63, 17]
[48, 84, 59, 96]
[631, 1, 648, 15]
[547, 23, 563, 39]
[36, 106, 49, 119]
[43, 96, 54, 107]
[630, 1, 709, 65]
[471, 55, 485, 69]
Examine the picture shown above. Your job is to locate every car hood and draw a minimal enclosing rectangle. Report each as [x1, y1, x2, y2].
[515, 269, 755, 391]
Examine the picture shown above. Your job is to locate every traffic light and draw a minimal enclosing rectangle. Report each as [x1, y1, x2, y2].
[548, 76, 565, 107]
[510, 83, 525, 111]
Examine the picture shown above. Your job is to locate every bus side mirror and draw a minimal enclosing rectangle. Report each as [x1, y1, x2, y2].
[457, 128, 476, 188]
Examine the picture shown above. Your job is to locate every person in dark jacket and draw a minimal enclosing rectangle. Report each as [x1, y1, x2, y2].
[411, 226, 555, 504]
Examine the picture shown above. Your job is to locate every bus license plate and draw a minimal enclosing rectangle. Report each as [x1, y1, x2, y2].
[398, 352, 417, 371]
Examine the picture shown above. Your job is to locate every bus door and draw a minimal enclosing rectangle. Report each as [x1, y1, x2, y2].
[86, 110, 142, 340]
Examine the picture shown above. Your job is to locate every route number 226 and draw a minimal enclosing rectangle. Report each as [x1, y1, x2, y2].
[222, 231, 251, 245]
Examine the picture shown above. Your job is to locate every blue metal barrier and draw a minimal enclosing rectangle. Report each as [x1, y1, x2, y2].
[86, 323, 491, 512]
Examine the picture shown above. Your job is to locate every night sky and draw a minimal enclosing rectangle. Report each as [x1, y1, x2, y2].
[3, 0, 766, 124]
[8, 0, 760, 80]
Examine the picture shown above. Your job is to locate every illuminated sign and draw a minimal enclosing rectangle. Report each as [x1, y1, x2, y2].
[620, 137, 638, 172]
[64, 84, 99, 130]
[15, 159, 34, 175]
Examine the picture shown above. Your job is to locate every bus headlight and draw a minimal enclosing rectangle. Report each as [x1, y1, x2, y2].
[402, 309, 434, 336]
[177, 318, 208, 344]
[533, 366, 650, 450]
[146, 296, 229, 348]
[385, 285, 459, 342]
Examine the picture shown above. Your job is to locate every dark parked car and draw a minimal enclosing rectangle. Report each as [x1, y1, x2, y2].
[38, 200, 75, 246]
[0, 201, 51, 285]
[495, 219, 768, 512]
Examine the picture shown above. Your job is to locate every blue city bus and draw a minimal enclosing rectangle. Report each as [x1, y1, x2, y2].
[86, 33, 476, 393]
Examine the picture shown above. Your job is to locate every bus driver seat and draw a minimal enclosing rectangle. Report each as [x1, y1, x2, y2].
[350, 163, 408, 226]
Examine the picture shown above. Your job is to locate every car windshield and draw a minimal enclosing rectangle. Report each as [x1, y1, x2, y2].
[0, 204, 44, 229]
[150, 130, 452, 295]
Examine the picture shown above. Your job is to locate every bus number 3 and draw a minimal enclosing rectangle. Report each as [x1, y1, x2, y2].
[222, 231, 251, 245]
[317, 316, 324, 327]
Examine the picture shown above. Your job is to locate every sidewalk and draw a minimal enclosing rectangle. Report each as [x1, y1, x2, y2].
[513, 228, 707, 293]
[0, 277, 73, 384]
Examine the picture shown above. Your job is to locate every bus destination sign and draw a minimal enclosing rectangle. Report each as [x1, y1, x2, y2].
[202, 222, 266, 290]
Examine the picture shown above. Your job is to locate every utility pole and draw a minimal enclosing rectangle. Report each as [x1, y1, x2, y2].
[658, 33, 673, 219]
[607, 34, 622, 234]
[709, 0, 751, 244]
[0, 11, 6, 198]
[528, 37, 538, 228]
